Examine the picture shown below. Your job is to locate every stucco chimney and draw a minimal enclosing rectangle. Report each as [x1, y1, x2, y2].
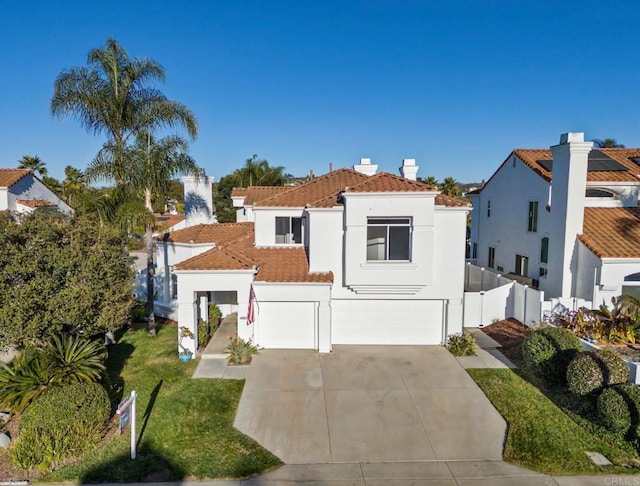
[183, 173, 216, 227]
[400, 158, 419, 181]
[548, 132, 592, 298]
[353, 157, 378, 176]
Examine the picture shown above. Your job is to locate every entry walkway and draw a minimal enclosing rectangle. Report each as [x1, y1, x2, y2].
[192, 313, 249, 380]
[456, 328, 517, 369]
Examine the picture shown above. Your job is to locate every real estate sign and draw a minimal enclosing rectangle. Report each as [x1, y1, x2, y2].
[116, 390, 137, 459]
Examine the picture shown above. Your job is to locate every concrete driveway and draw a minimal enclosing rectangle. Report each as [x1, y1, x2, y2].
[234, 345, 506, 464]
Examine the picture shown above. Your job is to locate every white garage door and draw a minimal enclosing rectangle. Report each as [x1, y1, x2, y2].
[332, 300, 444, 345]
[258, 302, 316, 349]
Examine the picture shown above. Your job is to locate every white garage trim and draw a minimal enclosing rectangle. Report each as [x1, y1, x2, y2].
[331, 299, 445, 345]
[257, 301, 317, 349]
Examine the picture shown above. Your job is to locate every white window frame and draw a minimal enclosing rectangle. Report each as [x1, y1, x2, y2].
[528, 201, 539, 233]
[366, 217, 412, 262]
[275, 216, 304, 245]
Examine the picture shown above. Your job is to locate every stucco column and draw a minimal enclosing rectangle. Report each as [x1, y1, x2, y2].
[318, 300, 332, 353]
[199, 294, 209, 324]
[237, 299, 253, 341]
[446, 298, 463, 337]
[177, 300, 197, 355]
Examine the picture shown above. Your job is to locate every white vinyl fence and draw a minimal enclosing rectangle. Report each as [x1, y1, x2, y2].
[463, 264, 544, 327]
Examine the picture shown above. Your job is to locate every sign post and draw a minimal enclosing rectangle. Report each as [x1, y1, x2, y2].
[116, 390, 137, 459]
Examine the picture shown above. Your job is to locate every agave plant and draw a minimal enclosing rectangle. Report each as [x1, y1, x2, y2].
[42, 334, 106, 385]
[0, 334, 107, 414]
[0, 349, 52, 413]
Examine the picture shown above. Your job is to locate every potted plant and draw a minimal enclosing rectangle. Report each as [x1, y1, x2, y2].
[178, 326, 194, 361]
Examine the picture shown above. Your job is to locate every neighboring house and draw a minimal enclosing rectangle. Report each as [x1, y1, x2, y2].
[156, 158, 470, 354]
[468, 132, 640, 306]
[0, 169, 72, 214]
[153, 212, 186, 235]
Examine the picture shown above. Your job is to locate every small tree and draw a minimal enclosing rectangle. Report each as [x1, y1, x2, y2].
[0, 211, 135, 349]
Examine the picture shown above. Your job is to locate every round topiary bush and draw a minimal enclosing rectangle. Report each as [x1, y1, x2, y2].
[567, 350, 630, 396]
[13, 382, 111, 470]
[597, 383, 640, 437]
[522, 327, 582, 384]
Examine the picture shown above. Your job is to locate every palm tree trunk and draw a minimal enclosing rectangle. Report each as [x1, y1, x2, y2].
[146, 221, 156, 336]
[144, 183, 156, 336]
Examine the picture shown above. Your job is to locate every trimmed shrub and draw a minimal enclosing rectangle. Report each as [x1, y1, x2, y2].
[567, 350, 629, 396]
[597, 383, 640, 438]
[12, 382, 110, 470]
[522, 327, 582, 383]
[446, 332, 476, 356]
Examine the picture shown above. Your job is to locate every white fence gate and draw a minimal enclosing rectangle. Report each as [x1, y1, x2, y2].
[463, 264, 544, 327]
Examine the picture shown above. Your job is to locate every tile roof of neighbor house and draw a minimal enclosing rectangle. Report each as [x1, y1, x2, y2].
[230, 186, 290, 205]
[578, 207, 640, 259]
[0, 169, 31, 188]
[153, 213, 185, 232]
[513, 148, 640, 183]
[161, 222, 254, 244]
[244, 168, 468, 208]
[15, 199, 57, 208]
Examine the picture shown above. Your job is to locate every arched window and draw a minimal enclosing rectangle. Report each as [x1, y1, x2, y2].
[585, 188, 617, 198]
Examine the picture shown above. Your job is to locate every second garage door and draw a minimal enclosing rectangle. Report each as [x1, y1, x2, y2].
[258, 302, 316, 349]
[331, 299, 444, 345]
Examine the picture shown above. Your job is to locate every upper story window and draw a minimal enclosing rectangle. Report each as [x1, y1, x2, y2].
[488, 246, 495, 268]
[487, 200, 491, 218]
[528, 201, 538, 232]
[275, 216, 303, 244]
[540, 237, 549, 264]
[366, 218, 411, 261]
[586, 188, 616, 198]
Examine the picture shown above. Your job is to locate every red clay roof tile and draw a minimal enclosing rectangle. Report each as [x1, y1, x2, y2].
[579, 207, 640, 259]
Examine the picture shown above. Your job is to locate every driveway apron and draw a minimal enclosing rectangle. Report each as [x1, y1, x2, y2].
[233, 345, 506, 464]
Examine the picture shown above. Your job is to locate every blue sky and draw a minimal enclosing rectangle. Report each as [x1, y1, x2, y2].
[1, 0, 639, 183]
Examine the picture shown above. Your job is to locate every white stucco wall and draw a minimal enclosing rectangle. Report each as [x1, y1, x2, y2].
[470, 154, 551, 283]
[7, 175, 72, 213]
[253, 207, 306, 247]
[598, 259, 640, 306]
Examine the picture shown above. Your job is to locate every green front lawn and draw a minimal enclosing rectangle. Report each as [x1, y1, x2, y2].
[468, 368, 640, 476]
[43, 323, 281, 483]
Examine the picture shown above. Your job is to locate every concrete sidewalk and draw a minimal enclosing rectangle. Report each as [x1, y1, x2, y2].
[456, 328, 517, 370]
[62, 462, 640, 484]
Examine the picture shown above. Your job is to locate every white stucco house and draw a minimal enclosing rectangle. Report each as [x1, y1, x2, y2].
[468, 132, 640, 307]
[155, 158, 470, 354]
[0, 169, 72, 214]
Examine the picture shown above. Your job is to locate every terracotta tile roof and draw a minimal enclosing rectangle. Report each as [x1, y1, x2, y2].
[153, 213, 185, 232]
[338, 172, 468, 208]
[161, 222, 254, 244]
[256, 168, 369, 207]
[231, 186, 290, 205]
[578, 207, 640, 259]
[15, 199, 56, 208]
[174, 243, 333, 283]
[252, 247, 333, 283]
[434, 194, 471, 207]
[0, 169, 31, 188]
[514, 148, 640, 183]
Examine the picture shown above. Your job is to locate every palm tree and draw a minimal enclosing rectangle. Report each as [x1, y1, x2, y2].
[61, 165, 86, 207]
[51, 38, 198, 184]
[18, 155, 48, 177]
[235, 154, 285, 187]
[87, 132, 201, 335]
[421, 175, 438, 187]
[439, 177, 460, 197]
[593, 138, 625, 148]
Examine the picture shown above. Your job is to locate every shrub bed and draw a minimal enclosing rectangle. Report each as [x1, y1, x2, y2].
[11, 382, 111, 471]
[522, 327, 581, 384]
[567, 350, 629, 396]
[446, 332, 476, 356]
[597, 383, 640, 439]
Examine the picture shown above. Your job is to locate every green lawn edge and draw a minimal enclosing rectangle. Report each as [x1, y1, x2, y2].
[468, 368, 640, 476]
[40, 324, 282, 483]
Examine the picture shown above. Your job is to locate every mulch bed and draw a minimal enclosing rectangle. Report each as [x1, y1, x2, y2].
[481, 318, 531, 367]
